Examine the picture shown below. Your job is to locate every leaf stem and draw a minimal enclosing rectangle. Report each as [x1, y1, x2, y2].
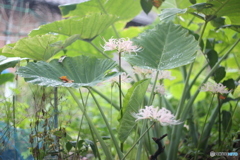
[194, 94, 215, 160]
[67, 88, 113, 160]
[88, 88, 124, 159]
[122, 122, 155, 160]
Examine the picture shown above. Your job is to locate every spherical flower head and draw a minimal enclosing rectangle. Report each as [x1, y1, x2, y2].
[103, 38, 140, 54]
[103, 38, 118, 51]
[132, 106, 182, 126]
[201, 82, 230, 94]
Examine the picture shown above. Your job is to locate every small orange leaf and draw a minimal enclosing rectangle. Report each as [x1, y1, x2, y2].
[151, 0, 164, 8]
[59, 76, 74, 83]
[219, 94, 226, 100]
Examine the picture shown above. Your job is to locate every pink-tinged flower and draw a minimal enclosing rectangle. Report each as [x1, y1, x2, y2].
[148, 84, 166, 95]
[103, 38, 118, 51]
[152, 70, 175, 80]
[201, 82, 230, 94]
[132, 106, 182, 126]
[103, 38, 141, 54]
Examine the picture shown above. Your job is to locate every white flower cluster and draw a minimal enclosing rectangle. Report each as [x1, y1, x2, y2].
[132, 106, 182, 126]
[103, 38, 141, 54]
[201, 82, 230, 94]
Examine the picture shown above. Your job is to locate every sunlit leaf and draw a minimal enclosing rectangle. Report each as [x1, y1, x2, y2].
[125, 22, 199, 70]
[1, 43, 16, 57]
[17, 56, 118, 88]
[29, 14, 118, 41]
[118, 79, 150, 142]
[11, 34, 79, 61]
[59, 0, 141, 21]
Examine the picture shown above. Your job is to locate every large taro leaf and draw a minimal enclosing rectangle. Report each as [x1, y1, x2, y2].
[16, 56, 118, 88]
[189, 0, 240, 25]
[1, 43, 16, 57]
[125, 22, 199, 70]
[29, 14, 118, 40]
[59, 0, 141, 21]
[118, 79, 150, 142]
[11, 34, 79, 61]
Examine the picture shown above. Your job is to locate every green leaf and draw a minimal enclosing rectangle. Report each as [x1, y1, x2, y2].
[220, 25, 240, 33]
[206, 49, 218, 68]
[159, 8, 187, 22]
[85, 139, 97, 157]
[77, 140, 85, 149]
[213, 66, 226, 83]
[125, 22, 199, 70]
[1, 43, 16, 57]
[0, 73, 14, 85]
[189, 0, 240, 25]
[222, 79, 235, 91]
[66, 141, 73, 152]
[118, 79, 150, 142]
[59, 0, 141, 21]
[0, 56, 22, 73]
[141, 0, 153, 14]
[12, 34, 79, 61]
[17, 56, 118, 88]
[29, 13, 118, 40]
[222, 110, 232, 133]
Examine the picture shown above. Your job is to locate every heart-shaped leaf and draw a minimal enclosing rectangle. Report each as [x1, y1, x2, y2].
[11, 34, 79, 61]
[17, 56, 118, 88]
[29, 13, 118, 40]
[125, 22, 199, 70]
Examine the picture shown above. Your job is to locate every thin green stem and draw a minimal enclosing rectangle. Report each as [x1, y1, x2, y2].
[76, 89, 89, 153]
[119, 51, 124, 152]
[91, 87, 120, 111]
[136, 71, 159, 159]
[67, 88, 113, 160]
[149, 71, 159, 105]
[194, 94, 215, 160]
[89, 41, 112, 59]
[88, 88, 124, 159]
[122, 122, 155, 160]
[217, 96, 222, 147]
